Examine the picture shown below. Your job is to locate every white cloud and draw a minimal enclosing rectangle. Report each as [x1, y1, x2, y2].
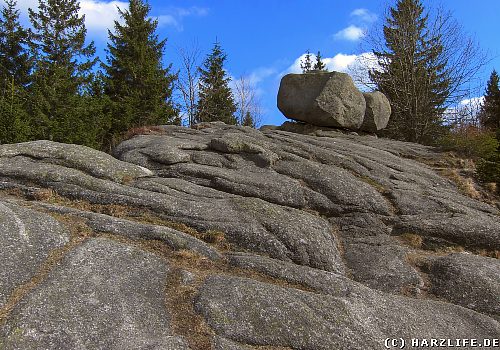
[284, 51, 380, 91]
[79, 0, 127, 35]
[13, 1, 208, 37]
[228, 67, 275, 98]
[248, 67, 276, 85]
[459, 96, 485, 106]
[350, 8, 377, 23]
[11, 0, 38, 13]
[334, 25, 365, 41]
[157, 6, 209, 30]
[286, 52, 360, 74]
[444, 96, 485, 122]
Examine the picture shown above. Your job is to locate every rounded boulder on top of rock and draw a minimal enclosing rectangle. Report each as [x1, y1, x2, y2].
[277, 71, 366, 129]
[360, 91, 391, 133]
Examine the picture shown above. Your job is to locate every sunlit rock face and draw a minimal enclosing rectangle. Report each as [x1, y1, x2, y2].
[0, 122, 498, 349]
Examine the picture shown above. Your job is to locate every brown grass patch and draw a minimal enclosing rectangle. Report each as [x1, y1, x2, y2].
[485, 182, 498, 194]
[397, 233, 424, 249]
[440, 168, 481, 199]
[359, 175, 387, 193]
[471, 249, 500, 259]
[94, 234, 312, 350]
[124, 125, 166, 140]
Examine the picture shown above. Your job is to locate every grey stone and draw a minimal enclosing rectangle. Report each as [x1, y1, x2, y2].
[226, 252, 366, 297]
[0, 201, 70, 308]
[427, 253, 500, 320]
[0, 237, 189, 350]
[213, 336, 252, 350]
[24, 200, 222, 261]
[393, 213, 500, 250]
[360, 91, 391, 132]
[0, 150, 346, 272]
[277, 72, 366, 129]
[0, 140, 152, 183]
[1, 122, 500, 348]
[196, 275, 500, 349]
[342, 235, 424, 295]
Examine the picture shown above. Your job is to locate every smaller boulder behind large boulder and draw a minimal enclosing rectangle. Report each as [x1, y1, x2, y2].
[360, 91, 391, 132]
[277, 71, 366, 129]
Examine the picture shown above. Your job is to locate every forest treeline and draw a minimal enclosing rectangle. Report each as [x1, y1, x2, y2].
[0, 0, 499, 184]
[0, 0, 247, 151]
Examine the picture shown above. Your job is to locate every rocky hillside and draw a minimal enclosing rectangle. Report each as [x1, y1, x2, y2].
[0, 122, 499, 349]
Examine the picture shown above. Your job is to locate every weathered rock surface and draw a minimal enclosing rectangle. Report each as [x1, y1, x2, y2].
[0, 122, 499, 349]
[196, 275, 499, 349]
[277, 72, 366, 129]
[360, 91, 391, 132]
[426, 253, 500, 321]
[1, 237, 189, 350]
[0, 201, 70, 308]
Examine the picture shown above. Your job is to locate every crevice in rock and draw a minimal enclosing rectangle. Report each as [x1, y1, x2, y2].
[0, 216, 92, 326]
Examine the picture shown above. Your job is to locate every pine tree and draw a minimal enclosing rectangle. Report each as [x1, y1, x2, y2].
[300, 50, 313, 73]
[195, 42, 237, 124]
[313, 51, 327, 71]
[0, 0, 32, 144]
[480, 70, 500, 132]
[370, 0, 450, 144]
[242, 111, 255, 128]
[0, 0, 32, 91]
[103, 0, 178, 147]
[28, 0, 96, 144]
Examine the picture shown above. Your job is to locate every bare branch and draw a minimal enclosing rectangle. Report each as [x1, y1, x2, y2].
[176, 41, 201, 127]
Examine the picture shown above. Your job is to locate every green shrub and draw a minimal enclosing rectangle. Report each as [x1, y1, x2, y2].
[438, 127, 499, 159]
[476, 154, 500, 183]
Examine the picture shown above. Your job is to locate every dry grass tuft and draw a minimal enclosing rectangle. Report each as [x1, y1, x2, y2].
[359, 175, 387, 193]
[397, 233, 424, 249]
[485, 182, 498, 194]
[441, 168, 481, 199]
[124, 125, 166, 140]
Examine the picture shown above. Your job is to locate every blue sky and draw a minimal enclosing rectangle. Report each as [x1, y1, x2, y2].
[10, 0, 500, 126]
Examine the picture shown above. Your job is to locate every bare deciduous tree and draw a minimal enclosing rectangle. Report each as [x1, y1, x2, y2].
[177, 42, 201, 127]
[233, 75, 262, 128]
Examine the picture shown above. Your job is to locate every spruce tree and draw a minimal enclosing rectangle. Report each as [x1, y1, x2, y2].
[0, 0, 31, 91]
[300, 50, 313, 73]
[0, 0, 32, 143]
[370, 0, 450, 144]
[480, 70, 500, 132]
[195, 42, 237, 124]
[28, 0, 96, 144]
[103, 0, 177, 147]
[313, 51, 327, 71]
[242, 111, 255, 128]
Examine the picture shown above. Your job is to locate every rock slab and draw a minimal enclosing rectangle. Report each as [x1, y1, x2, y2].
[0, 237, 189, 350]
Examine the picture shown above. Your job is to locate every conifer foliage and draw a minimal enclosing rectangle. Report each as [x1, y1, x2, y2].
[480, 70, 500, 132]
[28, 0, 97, 143]
[103, 0, 177, 147]
[195, 42, 237, 124]
[301, 50, 328, 73]
[300, 50, 313, 73]
[313, 51, 327, 71]
[0, 0, 31, 89]
[476, 70, 500, 185]
[370, 0, 450, 144]
[0, 0, 32, 143]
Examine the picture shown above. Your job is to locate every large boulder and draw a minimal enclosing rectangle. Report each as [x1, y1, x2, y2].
[277, 71, 366, 129]
[360, 91, 391, 132]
